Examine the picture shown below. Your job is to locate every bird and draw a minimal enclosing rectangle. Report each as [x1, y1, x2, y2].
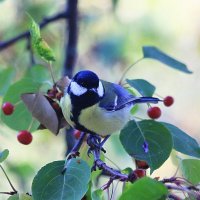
[60, 70, 160, 141]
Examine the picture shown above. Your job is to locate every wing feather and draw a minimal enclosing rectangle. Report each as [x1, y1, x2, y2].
[99, 81, 160, 111]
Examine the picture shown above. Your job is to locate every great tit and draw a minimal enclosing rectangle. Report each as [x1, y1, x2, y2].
[60, 70, 160, 137]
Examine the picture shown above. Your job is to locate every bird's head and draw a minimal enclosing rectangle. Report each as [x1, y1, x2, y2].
[67, 70, 104, 108]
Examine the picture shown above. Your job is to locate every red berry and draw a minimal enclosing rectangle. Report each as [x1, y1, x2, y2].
[147, 106, 161, 119]
[135, 160, 149, 169]
[163, 96, 174, 107]
[134, 169, 146, 178]
[2, 102, 14, 115]
[17, 130, 33, 145]
[56, 92, 63, 101]
[73, 130, 81, 139]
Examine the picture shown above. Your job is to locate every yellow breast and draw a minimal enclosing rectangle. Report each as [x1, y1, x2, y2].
[79, 104, 132, 136]
[60, 94, 132, 136]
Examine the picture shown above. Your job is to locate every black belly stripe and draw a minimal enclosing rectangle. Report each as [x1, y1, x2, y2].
[69, 91, 101, 134]
[71, 107, 97, 135]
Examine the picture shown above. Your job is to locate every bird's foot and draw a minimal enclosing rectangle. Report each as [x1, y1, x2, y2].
[87, 134, 107, 156]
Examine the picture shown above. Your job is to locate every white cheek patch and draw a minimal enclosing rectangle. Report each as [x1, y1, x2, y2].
[97, 81, 104, 97]
[70, 81, 87, 96]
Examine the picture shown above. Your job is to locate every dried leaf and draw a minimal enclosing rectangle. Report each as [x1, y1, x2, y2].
[56, 76, 71, 93]
[21, 93, 65, 135]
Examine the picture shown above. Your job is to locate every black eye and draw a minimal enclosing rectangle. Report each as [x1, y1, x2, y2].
[80, 82, 85, 86]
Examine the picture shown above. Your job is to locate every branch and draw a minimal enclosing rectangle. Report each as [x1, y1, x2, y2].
[63, 0, 79, 155]
[0, 11, 68, 51]
[0, 191, 17, 196]
[63, 0, 78, 78]
[162, 177, 200, 199]
[92, 148, 137, 190]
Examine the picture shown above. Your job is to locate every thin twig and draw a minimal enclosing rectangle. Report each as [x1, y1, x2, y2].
[0, 191, 17, 195]
[48, 62, 56, 85]
[118, 57, 143, 85]
[0, 165, 17, 193]
[0, 11, 67, 51]
[166, 184, 199, 196]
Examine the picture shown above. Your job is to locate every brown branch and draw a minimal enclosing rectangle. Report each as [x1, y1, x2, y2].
[63, 0, 79, 156]
[63, 0, 78, 78]
[0, 11, 68, 51]
[92, 148, 137, 190]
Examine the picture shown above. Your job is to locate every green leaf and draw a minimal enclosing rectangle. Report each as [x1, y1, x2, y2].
[180, 159, 200, 184]
[35, 38, 56, 62]
[121, 167, 133, 175]
[91, 189, 104, 200]
[0, 68, 15, 96]
[143, 46, 192, 74]
[29, 14, 41, 43]
[19, 194, 32, 200]
[126, 79, 156, 96]
[32, 159, 91, 200]
[26, 64, 51, 83]
[162, 123, 200, 158]
[0, 149, 9, 163]
[130, 105, 138, 115]
[7, 194, 19, 200]
[8, 193, 33, 200]
[120, 120, 173, 172]
[1, 78, 41, 131]
[29, 15, 55, 62]
[119, 177, 168, 200]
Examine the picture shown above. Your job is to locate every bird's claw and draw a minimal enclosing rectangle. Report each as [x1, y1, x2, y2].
[91, 161, 97, 171]
[87, 134, 106, 155]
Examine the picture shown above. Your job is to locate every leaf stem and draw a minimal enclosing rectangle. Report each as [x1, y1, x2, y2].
[104, 155, 121, 171]
[48, 61, 56, 85]
[118, 57, 143, 85]
[27, 116, 35, 132]
[0, 165, 17, 193]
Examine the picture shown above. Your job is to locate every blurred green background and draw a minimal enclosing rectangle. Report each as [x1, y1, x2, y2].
[0, 0, 200, 199]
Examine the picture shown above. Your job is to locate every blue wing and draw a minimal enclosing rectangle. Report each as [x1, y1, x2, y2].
[99, 80, 160, 111]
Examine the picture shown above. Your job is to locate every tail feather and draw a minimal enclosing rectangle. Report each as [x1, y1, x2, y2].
[115, 97, 161, 111]
[133, 97, 161, 104]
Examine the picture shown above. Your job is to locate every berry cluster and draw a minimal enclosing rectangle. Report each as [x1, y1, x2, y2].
[1, 85, 64, 145]
[147, 96, 174, 119]
[2, 102, 33, 145]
